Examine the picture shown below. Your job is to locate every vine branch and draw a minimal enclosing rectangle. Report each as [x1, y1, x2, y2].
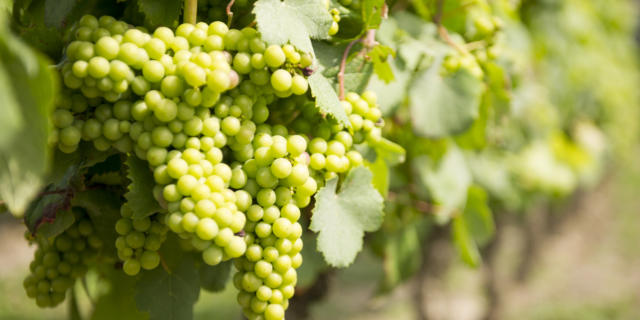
[184, 0, 198, 24]
[227, 0, 236, 26]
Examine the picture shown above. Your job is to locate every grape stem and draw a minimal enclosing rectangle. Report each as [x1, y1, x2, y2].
[338, 39, 361, 100]
[159, 254, 171, 274]
[226, 0, 236, 26]
[338, 3, 386, 100]
[184, 0, 197, 24]
[338, 29, 378, 100]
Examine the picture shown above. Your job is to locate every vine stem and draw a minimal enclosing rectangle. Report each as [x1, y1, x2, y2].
[227, 0, 236, 26]
[338, 39, 361, 100]
[337, 1, 386, 100]
[184, 0, 198, 24]
[434, 0, 467, 55]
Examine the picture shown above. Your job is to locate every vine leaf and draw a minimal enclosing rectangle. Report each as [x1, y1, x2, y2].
[367, 58, 410, 116]
[369, 44, 395, 83]
[361, 0, 386, 32]
[125, 155, 162, 219]
[451, 214, 480, 267]
[92, 270, 149, 320]
[10, 0, 65, 58]
[36, 209, 75, 239]
[364, 138, 405, 197]
[415, 145, 471, 223]
[44, 0, 77, 28]
[72, 189, 122, 254]
[313, 41, 374, 94]
[409, 59, 483, 138]
[0, 19, 56, 217]
[308, 72, 350, 127]
[253, 0, 332, 54]
[135, 237, 200, 320]
[23, 164, 80, 234]
[451, 185, 495, 268]
[137, 0, 181, 30]
[462, 186, 495, 246]
[379, 216, 430, 292]
[311, 166, 384, 267]
[198, 261, 232, 292]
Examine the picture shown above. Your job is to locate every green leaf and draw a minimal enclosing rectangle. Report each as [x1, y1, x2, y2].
[454, 97, 488, 149]
[253, 0, 332, 54]
[462, 185, 494, 246]
[44, 0, 76, 28]
[198, 261, 232, 292]
[308, 72, 350, 127]
[86, 153, 124, 177]
[361, 0, 385, 30]
[365, 138, 406, 197]
[0, 63, 22, 148]
[313, 40, 374, 93]
[409, 61, 483, 138]
[125, 155, 162, 219]
[310, 166, 384, 267]
[366, 58, 410, 116]
[380, 216, 430, 291]
[92, 271, 149, 320]
[137, 0, 181, 30]
[409, 0, 431, 20]
[24, 164, 80, 233]
[0, 20, 56, 217]
[136, 237, 200, 320]
[372, 137, 406, 165]
[10, 0, 65, 58]
[36, 209, 75, 239]
[369, 44, 395, 83]
[415, 145, 471, 222]
[24, 192, 70, 234]
[365, 156, 389, 198]
[48, 145, 116, 185]
[451, 215, 481, 268]
[72, 189, 121, 254]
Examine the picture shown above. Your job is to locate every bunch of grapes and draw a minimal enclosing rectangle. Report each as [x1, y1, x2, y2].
[115, 204, 169, 275]
[23, 209, 103, 308]
[43, 12, 389, 318]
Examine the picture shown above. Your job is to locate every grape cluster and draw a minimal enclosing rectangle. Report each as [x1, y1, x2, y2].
[115, 205, 169, 275]
[47, 13, 388, 319]
[23, 209, 103, 308]
[329, 8, 341, 36]
[440, 3, 504, 79]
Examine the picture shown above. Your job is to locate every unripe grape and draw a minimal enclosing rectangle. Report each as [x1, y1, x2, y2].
[264, 45, 286, 68]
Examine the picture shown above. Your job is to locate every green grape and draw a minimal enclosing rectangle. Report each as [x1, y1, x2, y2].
[264, 45, 285, 68]
[270, 69, 292, 92]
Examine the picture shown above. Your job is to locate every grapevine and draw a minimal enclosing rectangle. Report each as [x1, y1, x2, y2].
[0, 0, 639, 319]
